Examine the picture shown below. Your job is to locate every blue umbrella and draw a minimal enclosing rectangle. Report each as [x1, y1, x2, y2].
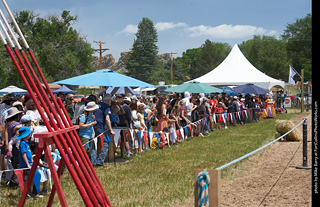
[105, 86, 138, 95]
[53, 69, 155, 88]
[219, 86, 237, 95]
[233, 83, 269, 94]
[52, 85, 78, 94]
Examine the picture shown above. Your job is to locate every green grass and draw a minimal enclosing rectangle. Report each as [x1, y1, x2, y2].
[1, 112, 300, 207]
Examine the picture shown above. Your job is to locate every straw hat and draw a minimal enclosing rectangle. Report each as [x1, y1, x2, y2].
[84, 101, 99, 111]
[5, 107, 23, 120]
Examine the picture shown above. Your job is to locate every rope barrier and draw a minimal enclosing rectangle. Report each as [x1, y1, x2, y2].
[216, 113, 312, 170]
[197, 171, 210, 207]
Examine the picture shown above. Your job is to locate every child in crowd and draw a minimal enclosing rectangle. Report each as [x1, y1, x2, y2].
[17, 126, 43, 198]
[150, 127, 169, 150]
[110, 105, 120, 127]
[30, 142, 49, 195]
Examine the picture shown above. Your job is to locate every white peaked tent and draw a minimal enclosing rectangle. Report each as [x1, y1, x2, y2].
[193, 44, 284, 90]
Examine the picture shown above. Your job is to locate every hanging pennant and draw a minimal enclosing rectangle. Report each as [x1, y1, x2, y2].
[94, 137, 98, 152]
[100, 133, 105, 151]
[137, 131, 142, 144]
[184, 126, 188, 139]
[180, 128, 185, 140]
[143, 131, 148, 147]
[176, 130, 180, 141]
[155, 133, 160, 147]
[165, 133, 170, 146]
[113, 129, 121, 147]
[149, 132, 154, 147]
[14, 169, 24, 192]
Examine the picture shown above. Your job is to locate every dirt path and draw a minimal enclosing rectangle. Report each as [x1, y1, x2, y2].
[221, 113, 312, 207]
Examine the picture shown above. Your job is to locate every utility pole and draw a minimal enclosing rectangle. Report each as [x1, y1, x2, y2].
[93, 41, 109, 92]
[170, 52, 177, 84]
[93, 40, 109, 70]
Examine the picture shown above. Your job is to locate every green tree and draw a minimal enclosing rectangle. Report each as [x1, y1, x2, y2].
[175, 47, 201, 80]
[150, 59, 186, 85]
[239, 35, 289, 81]
[175, 40, 230, 80]
[125, 17, 160, 82]
[281, 13, 312, 80]
[198, 40, 231, 75]
[0, 46, 23, 88]
[14, 10, 94, 82]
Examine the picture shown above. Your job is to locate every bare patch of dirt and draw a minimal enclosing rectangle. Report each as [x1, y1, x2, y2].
[221, 113, 312, 207]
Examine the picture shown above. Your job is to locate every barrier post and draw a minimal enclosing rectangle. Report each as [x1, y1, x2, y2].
[296, 118, 311, 169]
[194, 169, 221, 207]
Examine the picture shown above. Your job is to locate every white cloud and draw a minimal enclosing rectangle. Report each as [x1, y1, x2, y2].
[155, 22, 188, 31]
[119, 22, 188, 35]
[186, 24, 277, 39]
[120, 24, 138, 35]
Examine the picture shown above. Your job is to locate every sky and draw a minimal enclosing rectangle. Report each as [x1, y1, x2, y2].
[0, 0, 312, 61]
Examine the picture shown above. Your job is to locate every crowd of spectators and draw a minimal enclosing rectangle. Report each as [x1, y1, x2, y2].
[0, 90, 277, 198]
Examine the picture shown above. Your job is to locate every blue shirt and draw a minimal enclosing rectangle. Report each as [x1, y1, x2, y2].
[78, 113, 95, 139]
[93, 102, 111, 129]
[110, 113, 119, 125]
[19, 140, 33, 168]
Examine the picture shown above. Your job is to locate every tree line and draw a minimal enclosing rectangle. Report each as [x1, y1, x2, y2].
[0, 11, 311, 89]
[126, 14, 311, 85]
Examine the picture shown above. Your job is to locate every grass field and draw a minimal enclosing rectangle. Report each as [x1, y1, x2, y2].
[1, 112, 300, 206]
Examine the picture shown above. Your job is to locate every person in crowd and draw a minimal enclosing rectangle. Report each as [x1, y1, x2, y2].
[156, 96, 168, 132]
[25, 99, 41, 126]
[137, 104, 147, 151]
[168, 114, 180, 144]
[92, 94, 114, 166]
[150, 97, 158, 110]
[182, 91, 192, 122]
[118, 97, 132, 158]
[240, 98, 248, 111]
[264, 95, 276, 118]
[56, 92, 65, 103]
[215, 100, 228, 129]
[78, 101, 98, 160]
[3, 107, 23, 175]
[130, 99, 140, 156]
[17, 126, 43, 199]
[72, 94, 98, 125]
[30, 141, 49, 195]
[110, 105, 120, 127]
[13, 101, 24, 113]
[65, 94, 74, 119]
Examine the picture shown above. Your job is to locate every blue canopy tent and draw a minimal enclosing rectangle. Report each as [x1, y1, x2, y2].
[0, 85, 27, 95]
[52, 85, 78, 94]
[53, 69, 155, 88]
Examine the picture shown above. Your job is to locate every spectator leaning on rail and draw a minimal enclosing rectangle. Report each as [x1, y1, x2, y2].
[92, 93, 114, 166]
[78, 101, 98, 159]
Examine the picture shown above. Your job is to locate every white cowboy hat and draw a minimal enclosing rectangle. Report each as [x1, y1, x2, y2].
[84, 101, 99, 112]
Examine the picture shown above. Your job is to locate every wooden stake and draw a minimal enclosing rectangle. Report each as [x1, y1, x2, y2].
[194, 169, 221, 207]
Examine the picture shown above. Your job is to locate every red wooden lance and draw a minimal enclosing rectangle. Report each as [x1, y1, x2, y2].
[0, 0, 111, 206]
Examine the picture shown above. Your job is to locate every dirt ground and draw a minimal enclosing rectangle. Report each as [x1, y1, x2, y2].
[221, 113, 312, 207]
